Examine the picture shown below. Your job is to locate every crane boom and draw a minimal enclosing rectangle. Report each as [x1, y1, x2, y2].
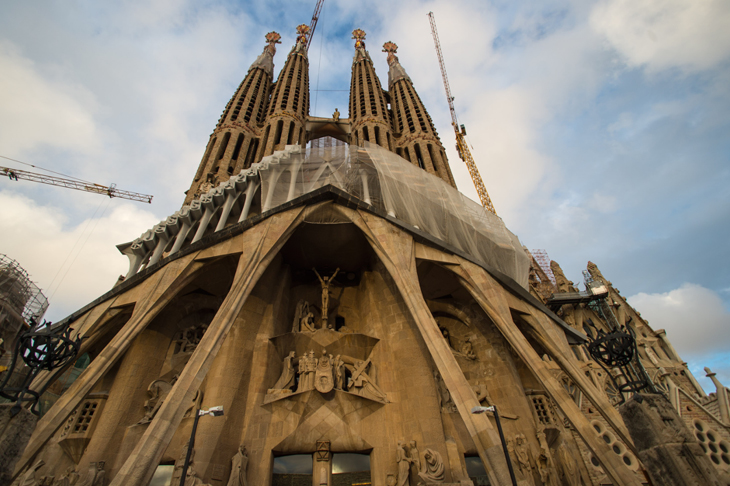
[306, 0, 325, 52]
[428, 12, 497, 215]
[2, 166, 153, 203]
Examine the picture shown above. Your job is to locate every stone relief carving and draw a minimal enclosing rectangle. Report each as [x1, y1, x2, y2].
[74, 461, 105, 486]
[418, 448, 445, 483]
[315, 351, 335, 393]
[347, 359, 388, 402]
[554, 440, 581, 486]
[433, 370, 457, 413]
[292, 300, 310, 332]
[409, 440, 421, 482]
[226, 445, 248, 486]
[297, 350, 318, 392]
[56, 466, 80, 486]
[536, 430, 556, 486]
[137, 376, 177, 424]
[514, 434, 535, 486]
[173, 324, 208, 355]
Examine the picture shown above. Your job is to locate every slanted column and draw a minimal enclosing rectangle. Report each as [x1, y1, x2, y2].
[705, 367, 730, 424]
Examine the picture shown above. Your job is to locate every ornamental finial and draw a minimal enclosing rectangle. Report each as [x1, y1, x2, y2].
[383, 41, 399, 65]
[264, 31, 281, 55]
[352, 29, 366, 49]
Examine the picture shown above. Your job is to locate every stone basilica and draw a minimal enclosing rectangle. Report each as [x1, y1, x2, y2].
[9, 25, 730, 486]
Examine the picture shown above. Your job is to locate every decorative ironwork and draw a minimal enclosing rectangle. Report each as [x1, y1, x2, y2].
[0, 318, 81, 415]
[585, 323, 656, 404]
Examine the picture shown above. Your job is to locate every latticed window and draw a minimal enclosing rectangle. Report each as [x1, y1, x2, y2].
[73, 401, 98, 433]
[531, 395, 555, 426]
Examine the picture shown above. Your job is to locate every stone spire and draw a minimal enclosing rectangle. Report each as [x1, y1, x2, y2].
[383, 42, 455, 187]
[185, 32, 281, 205]
[348, 30, 394, 151]
[259, 24, 311, 157]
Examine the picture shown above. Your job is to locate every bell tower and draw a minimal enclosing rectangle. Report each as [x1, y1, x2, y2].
[259, 24, 311, 157]
[185, 32, 281, 205]
[383, 42, 456, 187]
[348, 29, 394, 151]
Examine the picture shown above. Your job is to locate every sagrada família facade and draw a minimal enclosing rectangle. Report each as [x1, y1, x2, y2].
[10, 25, 730, 486]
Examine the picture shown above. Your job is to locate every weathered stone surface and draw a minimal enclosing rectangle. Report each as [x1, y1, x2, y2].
[620, 393, 721, 486]
[0, 404, 38, 485]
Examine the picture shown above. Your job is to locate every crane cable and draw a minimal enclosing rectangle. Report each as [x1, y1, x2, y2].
[0, 154, 95, 185]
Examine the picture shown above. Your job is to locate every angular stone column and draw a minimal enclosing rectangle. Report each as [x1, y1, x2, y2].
[620, 393, 722, 486]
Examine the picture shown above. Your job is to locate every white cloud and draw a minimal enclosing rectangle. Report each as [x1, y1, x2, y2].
[0, 191, 159, 322]
[0, 41, 101, 156]
[590, 0, 730, 72]
[628, 283, 730, 356]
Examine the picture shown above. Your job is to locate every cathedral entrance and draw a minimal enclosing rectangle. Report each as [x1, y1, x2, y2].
[271, 453, 371, 486]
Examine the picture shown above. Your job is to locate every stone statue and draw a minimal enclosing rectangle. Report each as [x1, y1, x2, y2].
[57, 467, 80, 486]
[174, 324, 208, 354]
[408, 440, 421, 482]
[91, 462, 105, 486]
[333, 355, 345, 390]
[292, 300, 309, 332]
[514, 434, 534, 485]
[535, 431, 553, 486]
[396, 441, 412, 486]
[459, 336, 477, 360]
[418, 448, 445, 483]
[17, 460, 45, 486]
[297, 350, 318, 391]
[138, 376, 177, 424]
[315, 350, 335, 393]
[226, 445, 248, 486]
[349, 360, 387, 402]
[471, 383, 492, 404]
[301, 311, 316, 332]
[313, 267, 339, 327]
[555, 441, 581, 486]
[268, 351, 296, 395]
[433, 370, 457, 413]
[333, 108, 340, 122]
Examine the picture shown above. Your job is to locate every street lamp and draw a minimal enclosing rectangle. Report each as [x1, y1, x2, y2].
[472, 405, 518, 486]
[179, 406, 224, 486]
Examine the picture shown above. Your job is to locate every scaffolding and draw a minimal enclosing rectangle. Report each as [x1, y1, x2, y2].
[0, 254, 49, 327]
[531, 249, 557, 286]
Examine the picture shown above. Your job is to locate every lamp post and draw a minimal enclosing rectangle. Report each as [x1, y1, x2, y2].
[472, 405, 518, 486]
[179, 406, 224, 486]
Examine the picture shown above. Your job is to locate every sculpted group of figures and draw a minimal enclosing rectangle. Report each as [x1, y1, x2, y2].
[507, 432, 583, 486]
[392, 440, 445, 486]
[267, 349, 388, 402]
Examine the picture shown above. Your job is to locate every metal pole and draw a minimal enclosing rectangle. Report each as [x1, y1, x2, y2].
[179, 409, 201, 486]
[492, 406, 518, 486]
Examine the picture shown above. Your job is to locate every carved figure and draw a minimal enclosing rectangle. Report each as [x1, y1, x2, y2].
[471, 383, 492, 404]
[408, 440, 421, 481]
[57, 467, 80, 486]
[418, 448, 445, 483]
[555, 441, 581, 486]
[292, 300, 309, 332]
[433, 370, 457, 413]
[315, 350, 335, 393]
[174, 324, 208, 354]
[298, 350, 318, 391]
[300, 312, 316, 332]
[535, 431, 553, 485]
[349, 360, 387, 402]
[313, 267, 339, 327]
[333, 355, 345, 390]
[396, 441, 412, 486]
[92, 462, 105, 486]
[138, 376, 176, 424]
[514, 435, 534, 484]
[226, 445, 248, 486]
[17, 459, 44, 486]
[268, 351, 296, 394]
[459, 336, 477, 360]
[333, 108, 340, 122]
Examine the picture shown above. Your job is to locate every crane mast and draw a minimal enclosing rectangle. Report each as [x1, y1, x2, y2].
[2, 166, 153, 203]
[428, 12, 497, 215]
[306, 0, 325, 52]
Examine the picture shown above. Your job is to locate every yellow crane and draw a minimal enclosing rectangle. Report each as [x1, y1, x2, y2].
[428, 12, 497, 215]
[1, 156, 153, 204]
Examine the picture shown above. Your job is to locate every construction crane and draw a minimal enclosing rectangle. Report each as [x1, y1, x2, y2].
[428, 12, 497, 215]
[306, 0, 325, 52]
[1, 165, 153, 203]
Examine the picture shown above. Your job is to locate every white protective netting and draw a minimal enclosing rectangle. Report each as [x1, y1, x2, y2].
[256, 142, 530, 288]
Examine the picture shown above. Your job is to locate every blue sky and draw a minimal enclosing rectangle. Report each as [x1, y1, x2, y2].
[1, 0, 728, 391]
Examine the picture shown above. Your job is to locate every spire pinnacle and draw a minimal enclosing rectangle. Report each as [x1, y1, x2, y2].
[250, 31, 281, 76]
[383, 41, 410, 86]
[382, 41, 399, 65]
[291, 24, 310, 55]
[352, 29, 366, 49]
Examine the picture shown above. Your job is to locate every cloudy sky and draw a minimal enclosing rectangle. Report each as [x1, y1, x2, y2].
[1, 0, 728, 390]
